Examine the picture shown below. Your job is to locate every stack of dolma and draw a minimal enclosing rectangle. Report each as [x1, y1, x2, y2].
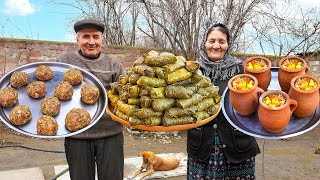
[107, 50, 221, 127]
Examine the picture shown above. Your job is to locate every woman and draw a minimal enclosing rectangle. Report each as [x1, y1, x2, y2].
[187, 23, 260, 179]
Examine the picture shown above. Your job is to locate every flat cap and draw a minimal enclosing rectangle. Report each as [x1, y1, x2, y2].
[74, 19, 105, 33]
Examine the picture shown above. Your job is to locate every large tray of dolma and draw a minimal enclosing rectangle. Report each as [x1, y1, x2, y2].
[106, 103, 221, 131]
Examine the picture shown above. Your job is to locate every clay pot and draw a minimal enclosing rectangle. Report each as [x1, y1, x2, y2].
[288, 75, 319, 118]
[258, 90, 297, 133]
[278, 56, 309, 93]
[243, 56, 272, 91]
[228, 74, 265, 116]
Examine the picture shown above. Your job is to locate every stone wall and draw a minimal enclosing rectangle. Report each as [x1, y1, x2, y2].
[0, 38, 319, 81]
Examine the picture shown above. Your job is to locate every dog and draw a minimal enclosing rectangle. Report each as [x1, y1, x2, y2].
[128, 151, 180, 180]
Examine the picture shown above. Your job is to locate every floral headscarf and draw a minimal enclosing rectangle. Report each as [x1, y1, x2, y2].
[198, 23, 242, 81]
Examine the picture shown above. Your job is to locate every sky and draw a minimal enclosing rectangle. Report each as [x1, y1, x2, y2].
[0, 0, 80, 42]
[0, 0, 319, 47]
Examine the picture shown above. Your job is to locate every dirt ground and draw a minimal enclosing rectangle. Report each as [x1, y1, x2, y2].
[0, 121, 320, 180]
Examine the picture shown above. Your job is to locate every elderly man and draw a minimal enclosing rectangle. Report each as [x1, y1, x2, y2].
[56, 19, 125, 180]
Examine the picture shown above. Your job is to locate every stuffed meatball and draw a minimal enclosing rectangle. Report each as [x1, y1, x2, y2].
[37, 115, 58, 136]
[26, 81, 46, 99]
[40, 97, 61, 116]
[10, 71, 30, 88]
[9, 105, 32, 125]
[54, 81, 74, 100]
[0, 87, 18, 107]
[81, 84, 100, 104]
[64, 68, 83, 85]
[65, 108, 91, 131]
[35, 65, 54, 81]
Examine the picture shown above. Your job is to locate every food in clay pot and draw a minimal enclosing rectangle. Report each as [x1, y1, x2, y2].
[10, 71, 30, 88]
[65, 108, 91, 131]
[40, 97, 61, 116]
[258, 90, 297, 133]
[9, 105, 32, 125]
[288, 75, 319, 118]
[36, 115, 58, 136]
[243, 56, 271, 91]
[0, 87, 18, 107]
[64, 68, 83, 85]
[228, 74, 265, 116]
[278, 56, 309, 93]
[54, 81, 74, 100]
[26, 81, 46, 99]
[81, 84, 100, 104]
[35, 65, 54, 81]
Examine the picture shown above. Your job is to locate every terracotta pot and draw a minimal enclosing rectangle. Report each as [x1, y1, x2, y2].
[278, 56, 309, 93]
[288, 75, 319, 118]
[243, 56, 272, 91]
[258, 90, 297, 133]
[228, 74, 265, 116]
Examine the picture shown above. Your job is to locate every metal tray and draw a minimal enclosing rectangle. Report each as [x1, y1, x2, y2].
[222, 67, 320, 139]
[0, 61, 107, 138]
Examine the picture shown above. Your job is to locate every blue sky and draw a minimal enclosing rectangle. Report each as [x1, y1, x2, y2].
[0, 0, 80, 42]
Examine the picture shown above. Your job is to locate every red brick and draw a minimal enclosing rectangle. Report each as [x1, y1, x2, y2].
[29, 50, 42, 57]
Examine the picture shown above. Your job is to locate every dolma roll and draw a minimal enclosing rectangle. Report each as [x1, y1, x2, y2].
[114, 108, 129, 121]
[117, 100, 139, 116]
[129, 73, 141, 85]
[166, 68, 192, 84]
[195, 98, 215, 112]
[144, 52, 177, 67]
[136, 108, 163, 119]
[193, 111, 211, 122]
[128, 85, 140, 98]
[149, 87, 166, 99]
[171, 78, 193, 86]
[133, 57, 144, 66]
[176, 93, 203, 108]
[129, 116, 143, 126]
[119, 91, 129, 102]
[137, 76, 167, 87]
[152, 98, 175, 112]
[164, 107, 195, 118]
[140, 96, 152, 108]
[119, 75, 129, 85]
[186, 61, 200, 73]
[107, 91, 120, 107]
[184, 84, 198, 93]
[132, 65, 155, 77]
[195, 76, 211, 88]
[144, 117, 162, 126]
[165, 85, 194, 99]
[127, 98, 140, 105]
[139, 86, 150, 96]
[153, 67, 166, 79]
[197, 85, 219, 98]
[162, 116, 195, 126]
[163, 60, 186, 73]
[207, 104, 220, 115]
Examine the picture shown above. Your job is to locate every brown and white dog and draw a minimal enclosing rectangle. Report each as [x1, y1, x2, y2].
[128, 151, 180, 180]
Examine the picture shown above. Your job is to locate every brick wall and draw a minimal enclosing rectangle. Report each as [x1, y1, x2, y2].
[0, 38, 319, 81]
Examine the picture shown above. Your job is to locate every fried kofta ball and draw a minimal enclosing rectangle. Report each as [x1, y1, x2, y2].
[54, 81, 74, 100]
[35, 65, 54, 81]
[64, 68, 83, 85]
[9, 105, 32, 125]
[40, 97, 61, 116]
[26, 81, 46, 99]
[0, 87, 18, 107]
[10, 71, 30, 88]
[65, 108, 91, 131]
[37, 115, 58, 136]
[81, 84, 100, 104]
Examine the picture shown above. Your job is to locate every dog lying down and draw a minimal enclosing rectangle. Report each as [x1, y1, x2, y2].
[128, 151, 180, 180]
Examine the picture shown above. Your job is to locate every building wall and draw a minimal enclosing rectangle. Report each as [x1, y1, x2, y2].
[0, 38, 319, 81]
